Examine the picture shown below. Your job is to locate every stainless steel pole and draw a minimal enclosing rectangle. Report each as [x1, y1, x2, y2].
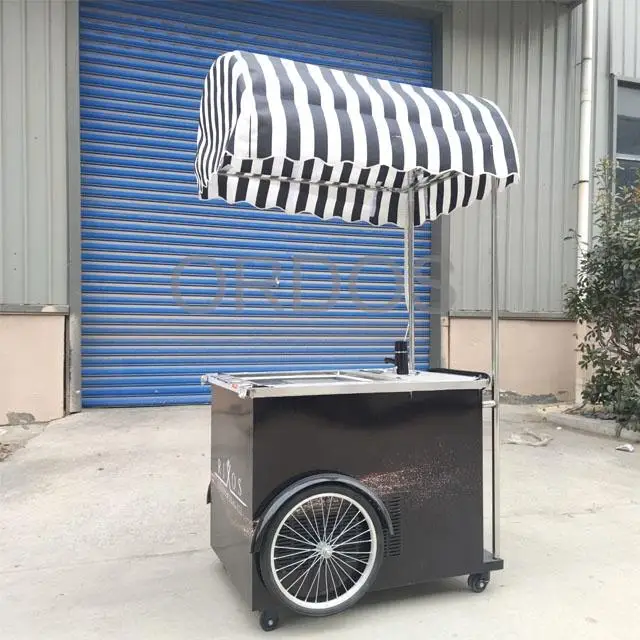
[405, 170, 416, 372]
[491, 178, 501, 558]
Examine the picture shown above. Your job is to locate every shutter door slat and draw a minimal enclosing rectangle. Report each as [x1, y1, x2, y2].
[80, 0, 434, 407]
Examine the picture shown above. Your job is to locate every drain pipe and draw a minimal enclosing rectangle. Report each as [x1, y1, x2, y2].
[575, 0, 595, 403]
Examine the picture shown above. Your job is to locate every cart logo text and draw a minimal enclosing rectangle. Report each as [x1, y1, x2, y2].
[214, 457, 247, 509]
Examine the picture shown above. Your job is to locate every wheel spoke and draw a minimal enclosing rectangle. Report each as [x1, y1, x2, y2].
[312, 559, 323, 603]
[298, 507, 321, 544]
[331, 552, 360, 579]
[327, 502, 354, 544]
[291, 513, 319, 544]
[278, 525, 313, 546]
[333, 529, 372, 547]
[322, 495, 332, 541]
[309, 499, 322, 542]
[327, 498, 343, 543]
[324, 560, 338, 602]
[275, 549, 316, 560]
[282, 522, 313, 545]
[276, 551, 317, 579]
[291, 554, 324, 599]
[303, 555, 321, 604]
[328, 554, 357, 586]
[275, 544, 314, 553]
[328, 511, 366, 546]
[334, 550, 369, 565]
[283, 552, 321, 592]
[325, 556, 347, 595]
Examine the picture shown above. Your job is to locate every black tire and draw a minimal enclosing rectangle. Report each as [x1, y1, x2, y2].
[259, 610, 279, 632]
[468, 573, 489, 593]
[259, 483, 384, 618]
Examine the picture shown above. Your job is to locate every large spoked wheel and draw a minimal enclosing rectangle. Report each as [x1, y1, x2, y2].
[259, 484, 384, 618]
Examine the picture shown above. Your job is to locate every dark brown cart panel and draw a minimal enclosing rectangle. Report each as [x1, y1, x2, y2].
[207, 375, 501, 616]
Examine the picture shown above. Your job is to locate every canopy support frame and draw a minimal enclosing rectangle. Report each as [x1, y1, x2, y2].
[215, 167, 459, 196]
[406, 169, 417, 371]
[490, 177, 500, 559]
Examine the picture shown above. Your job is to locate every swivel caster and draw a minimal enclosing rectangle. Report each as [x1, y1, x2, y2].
[259, 610, 279, 632]
[468, 573, 490, 593]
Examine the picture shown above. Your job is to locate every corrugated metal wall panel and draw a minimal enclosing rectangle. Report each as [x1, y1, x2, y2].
[443, 0, 580, 314]
[592, 0, 640, 167]
[611, 0, 640, 78]
[0, 0, 68, 306]
[79, 0, 434, 407]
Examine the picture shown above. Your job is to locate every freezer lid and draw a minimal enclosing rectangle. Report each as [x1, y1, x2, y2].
[201, 368, 489, 399]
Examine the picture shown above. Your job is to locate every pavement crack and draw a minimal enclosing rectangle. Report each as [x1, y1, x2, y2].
[0, 546, 210, 576]
[507, 500, 638, 519]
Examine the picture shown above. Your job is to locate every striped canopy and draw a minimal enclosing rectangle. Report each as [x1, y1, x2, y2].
[194, 50, 520, 227]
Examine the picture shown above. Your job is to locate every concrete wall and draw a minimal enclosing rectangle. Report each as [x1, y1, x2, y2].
[443, 317, 577, 402]
[0, 0, 70, 308]
[440, 0, 581, 315]
[0, 314, 65, 424]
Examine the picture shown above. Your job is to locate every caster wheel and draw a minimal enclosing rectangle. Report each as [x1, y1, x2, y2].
[259, 610, 279, 632]
[468, 573, 490, 593]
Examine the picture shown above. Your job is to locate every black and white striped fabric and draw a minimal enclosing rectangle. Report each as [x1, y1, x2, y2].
[195, 50, 520, 227]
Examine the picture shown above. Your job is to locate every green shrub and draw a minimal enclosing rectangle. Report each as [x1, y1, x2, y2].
[564, 160, 640, 434]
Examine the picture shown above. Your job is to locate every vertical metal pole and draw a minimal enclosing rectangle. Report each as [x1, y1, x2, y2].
[491, 178, 501, 558]
[405, 170, 416, 372]
[66, 1, 83, 414]
[575, 0, 594, 404]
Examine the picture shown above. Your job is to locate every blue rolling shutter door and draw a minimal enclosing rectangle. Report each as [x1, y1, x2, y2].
[79, 0, 434, 407]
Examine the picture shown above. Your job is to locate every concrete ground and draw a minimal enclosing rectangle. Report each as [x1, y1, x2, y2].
[0, 421, 47, 461]
[1, 404, 639, 640]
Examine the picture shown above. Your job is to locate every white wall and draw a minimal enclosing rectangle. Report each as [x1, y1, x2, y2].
[0, 314, 65, 424]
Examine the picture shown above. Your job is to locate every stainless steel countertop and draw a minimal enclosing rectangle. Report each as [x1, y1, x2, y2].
[201, 368, 489, 399]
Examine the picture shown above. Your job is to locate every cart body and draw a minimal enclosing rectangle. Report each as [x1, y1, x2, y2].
[205, 368, 502, 613]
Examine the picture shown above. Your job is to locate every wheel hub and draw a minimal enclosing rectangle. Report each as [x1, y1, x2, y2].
[317, 542, 333, 559]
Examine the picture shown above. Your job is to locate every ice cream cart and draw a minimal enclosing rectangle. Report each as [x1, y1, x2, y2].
[194, 50, 520, 631]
